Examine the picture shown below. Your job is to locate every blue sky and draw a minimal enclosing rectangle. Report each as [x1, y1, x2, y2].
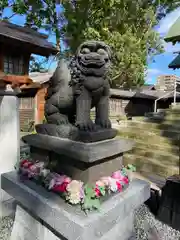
[3, 7, 180, 85]
[147, 8, 180, 84]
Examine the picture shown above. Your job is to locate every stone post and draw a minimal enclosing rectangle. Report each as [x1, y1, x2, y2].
[0, 84, 20, 217]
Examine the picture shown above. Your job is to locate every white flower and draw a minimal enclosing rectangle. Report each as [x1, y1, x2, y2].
[109, 178, 118, 192]
[49, 178, 56, 189]
[67, 193, 81, 204]
[40, 169, 50, 178]
[35, 162, 45, 169]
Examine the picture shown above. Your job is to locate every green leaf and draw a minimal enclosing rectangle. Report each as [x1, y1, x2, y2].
[121, 167, 127, 176]
[127, 164, 136, 172]
[84, 184, 96, 198]
[92, 198, 100, 210]
[82, 196, 100, 211]
[83, 197, 93, 211]
[99, 186, 106, 196]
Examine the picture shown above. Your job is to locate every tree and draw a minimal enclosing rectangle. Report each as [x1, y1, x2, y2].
[60, 0, 164, 87]
[0, 0, 180, 87]
[29, 56, 49, 73]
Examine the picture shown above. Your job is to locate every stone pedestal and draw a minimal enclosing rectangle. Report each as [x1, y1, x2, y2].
[0, 88, 19, 217]
[22, 134, 134, 184]
[157, 175, 180, 230]
[2, 171, 150, 240]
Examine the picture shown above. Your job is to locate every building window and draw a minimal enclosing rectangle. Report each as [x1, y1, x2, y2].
[3, 55, 24, 75]
[19, 97, 34, 109]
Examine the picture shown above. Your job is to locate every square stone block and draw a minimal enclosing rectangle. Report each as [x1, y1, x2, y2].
[2, 171, 150, 240]
[23, 134, 134, 184]
[23, 134, 134, 162]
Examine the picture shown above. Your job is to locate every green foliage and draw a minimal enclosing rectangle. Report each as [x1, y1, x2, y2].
[0, 0, 180, 87]
[29, 56, 49, 73]
[60, 0, 166, 88]
[127, 164, 136, 172]
[82, 184, 100, 213]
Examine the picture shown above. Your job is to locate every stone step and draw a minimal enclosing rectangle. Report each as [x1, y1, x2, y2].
[132, 140, 179, 155]
[164, 114, 180, 121]
[119, 122, 180, 136]
[118, 128, 180, 146]
[120, 119, 180, 133]
[118, 125, 180, 149]
[123, 154, 179, 178]
[170, 103, 180, 110]
[124, 120, 160, 129]
[130, 146, 179, 164]
[134, 120, 180, 134]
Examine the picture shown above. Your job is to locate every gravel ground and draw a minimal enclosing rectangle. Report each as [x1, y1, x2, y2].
[0, 216, 14, 240]
[0, 204, 180, 240]
[134, 204, 180, 240]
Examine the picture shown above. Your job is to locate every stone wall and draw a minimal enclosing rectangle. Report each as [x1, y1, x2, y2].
[0, 87, 19, 217]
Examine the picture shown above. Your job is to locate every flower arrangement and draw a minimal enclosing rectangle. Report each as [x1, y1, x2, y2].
[18, 159, 136, 213]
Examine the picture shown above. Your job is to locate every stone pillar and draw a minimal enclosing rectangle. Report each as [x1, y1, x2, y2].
[0, 85, 20, 217]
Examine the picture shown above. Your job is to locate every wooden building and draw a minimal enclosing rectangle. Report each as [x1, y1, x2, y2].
[110, 88, 180, 118]
[0, 20, 58, 131]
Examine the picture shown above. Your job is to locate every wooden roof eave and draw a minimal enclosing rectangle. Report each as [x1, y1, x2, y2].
[168, 54, 180, 69]
[164, 16, 180, 43]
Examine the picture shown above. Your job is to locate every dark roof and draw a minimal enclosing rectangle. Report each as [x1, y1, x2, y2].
[168, 54, 180, 69]
[0, 21, 58, 56]
[110, 89, 180, 100]
[139, 85, 156, 91]
[164, 16, 180, 43]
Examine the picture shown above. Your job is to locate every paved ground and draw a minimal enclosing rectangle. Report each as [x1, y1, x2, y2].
[1, 204, 180, 240]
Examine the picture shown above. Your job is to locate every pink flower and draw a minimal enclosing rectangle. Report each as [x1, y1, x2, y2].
[95, 187, 101, 197]
[22, 161, 33, 168]
[96, 180, 105, 187]
[53, 182, 68, 193]
[55, 175, 71, 185]
[116, 181, 122, 192]
[29, 165, 40, 173]
[122, 176, 129, 185]
[100, 177, 111, 186]
[63, 176, 71, 184]
[112, 171, 129, 185]
[20, 160, 29, 167]
[80, 187, 85, 199]
[111, 171, 121, 179]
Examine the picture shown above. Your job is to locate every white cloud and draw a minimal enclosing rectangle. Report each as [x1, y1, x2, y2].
[163, 41, 180, 53]
[157, 8, 180, 36]
[146, 77, 155, 84]
[145, 68, 163, 84]
[146, 68, 162, 75]
[155, 9, 180, 55]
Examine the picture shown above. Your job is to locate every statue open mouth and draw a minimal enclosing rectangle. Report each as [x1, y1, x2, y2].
[75, 40, 112, 77]
[80, 62, 105, 69]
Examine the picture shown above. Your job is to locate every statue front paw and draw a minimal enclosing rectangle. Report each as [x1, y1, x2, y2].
[75, 120, 95, 131]
[95, 118, 111, 128]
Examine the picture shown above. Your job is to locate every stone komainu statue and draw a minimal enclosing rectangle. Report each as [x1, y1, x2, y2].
[36, 40, 117, 142]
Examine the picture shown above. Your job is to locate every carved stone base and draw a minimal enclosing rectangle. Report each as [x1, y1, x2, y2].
[35, 123, 117, 143]
[32, 148, 123, 184]
[1, 172, 150, 240]
[22, 134, 134, 184]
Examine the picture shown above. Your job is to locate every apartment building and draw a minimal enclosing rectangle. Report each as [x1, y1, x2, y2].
[156, 75, 180, 91]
